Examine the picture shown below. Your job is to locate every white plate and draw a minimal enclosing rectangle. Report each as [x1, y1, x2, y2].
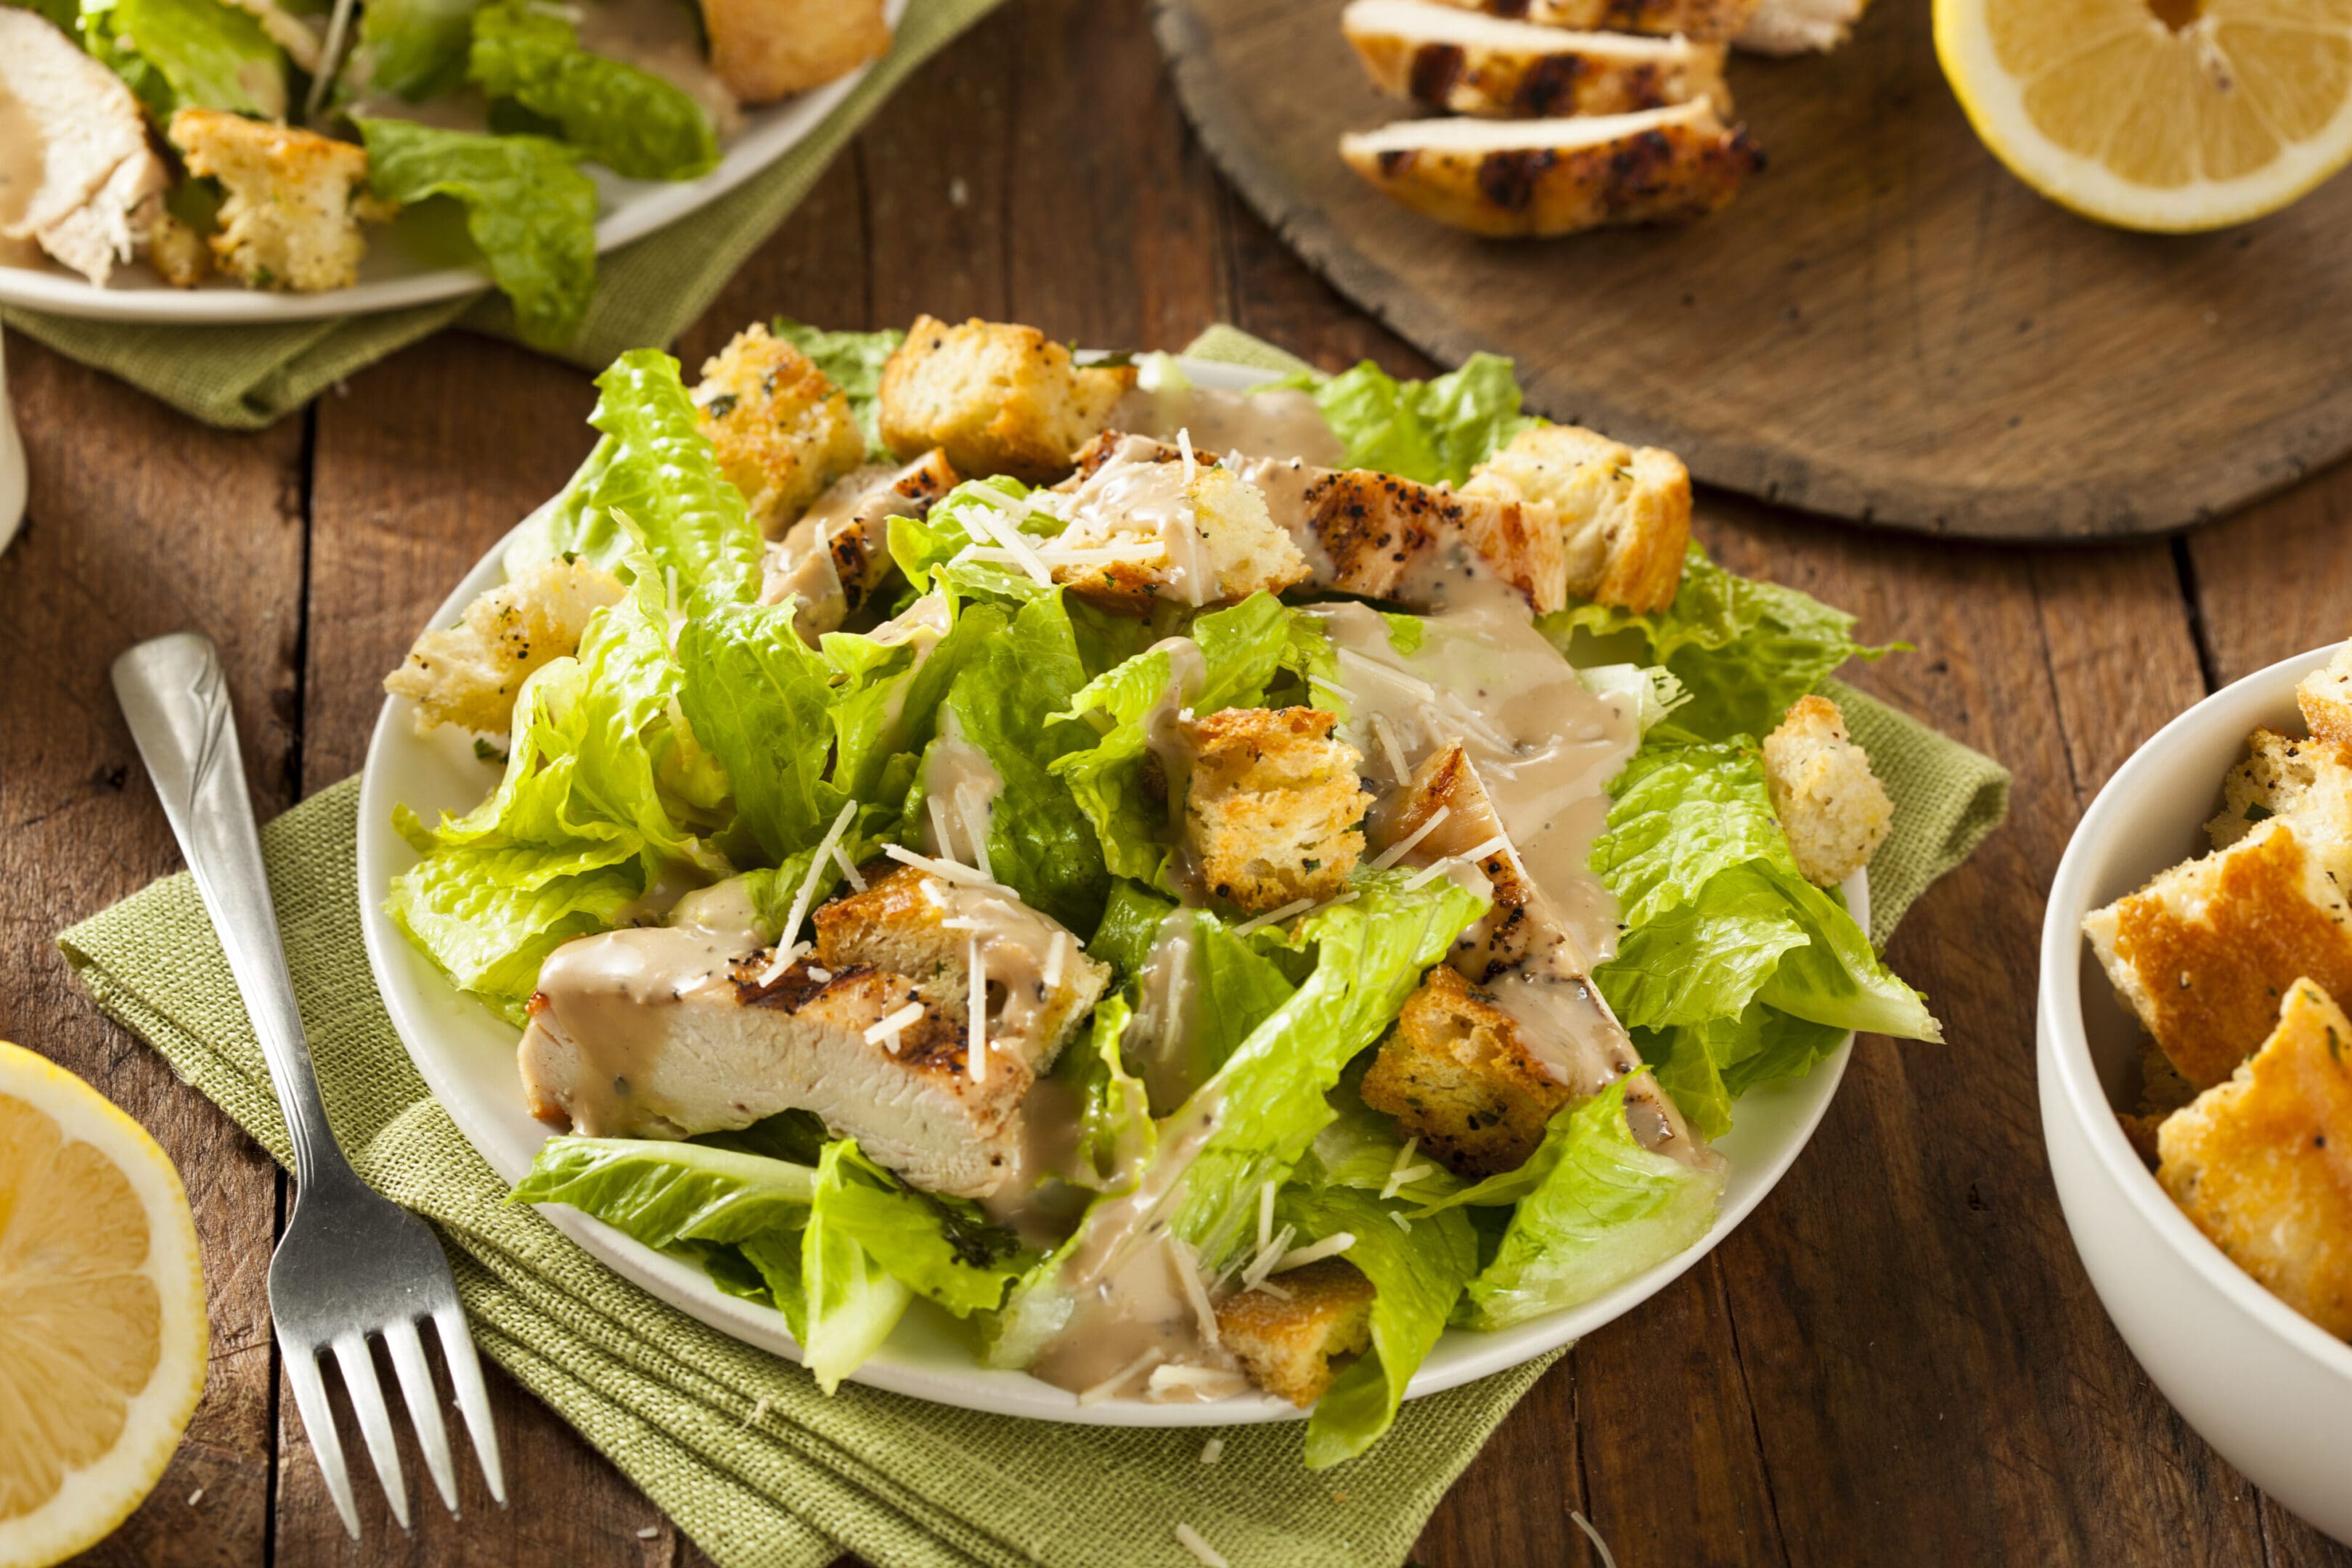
[358, 357, 1859, 1424]
[0, 0, 905, 324]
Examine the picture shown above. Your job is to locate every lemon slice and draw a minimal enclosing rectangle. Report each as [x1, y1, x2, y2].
[0, 1042, 207, 1568]
[1936, 0, 2352, 230]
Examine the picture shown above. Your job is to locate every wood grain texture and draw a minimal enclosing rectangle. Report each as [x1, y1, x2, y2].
[25, 0, 2352, 1562]
[1153, 0, 2352, 539]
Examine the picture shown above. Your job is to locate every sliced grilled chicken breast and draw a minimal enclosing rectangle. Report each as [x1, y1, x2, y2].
[1342, 0, 1731, 118]
[0, 10, 171, 285]
[1339, 100, 1760, 238]
[1412, 0, 1757, 44]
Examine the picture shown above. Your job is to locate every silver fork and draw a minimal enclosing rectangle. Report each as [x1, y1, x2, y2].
[113, 632, 506, 1539]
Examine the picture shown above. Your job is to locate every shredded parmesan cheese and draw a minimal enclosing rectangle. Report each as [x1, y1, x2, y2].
[761, 799, 859, 984]
[1148, 1364, 1250, 1400]
[882, 843, 997, 886]
[1044, 931, 1067, 991]
[1371, 806, 1450, 870]
[955, 782, 995, 881]
[1174, 1522, 1230, 1568]
[1257, 1180, 1276, 1256]
[831, 844, 865, 891]
[1400, 859, 1453, 891]
[1339, 647, 1437, 703]
[1241, 1223, 1297, 1294]
[1171, 1241, 1221, 1352]
[960, 494, 1055, 584]
[1177, 426, 1199, 485]
[1199, 1437, 1223, 1465]
[1388, 1210, 1413, 1233]
[1233, 897, 1314, 935]
[1379, 1137, 1423, 1199]
[1271, 1232, 1355, 1273]
[806, 966, 832, 983]
[1369, 711, 1411, 783]
[864, 1001, 926, 1052]
[1309, 673, 1356, 704]
[1075, 1347, 1164, 1405]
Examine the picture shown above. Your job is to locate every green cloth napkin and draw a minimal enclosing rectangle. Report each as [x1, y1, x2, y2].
[57, 330, 2009, 1567]
[0, 0, 1000, 432]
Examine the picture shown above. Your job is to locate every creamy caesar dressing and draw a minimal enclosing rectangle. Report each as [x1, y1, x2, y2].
[525, 924, 752, 1134]
[867, 591, 951, 742]
[917, 714, 1005, 872]
[571, 0, 742, 137]
[1108, 383, 1344, 470]
[764, 460, 946, 637]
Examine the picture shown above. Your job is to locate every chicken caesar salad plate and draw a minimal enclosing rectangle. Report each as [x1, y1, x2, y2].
[359, 318, 1938, 1457]
[0, 0, 902, 329]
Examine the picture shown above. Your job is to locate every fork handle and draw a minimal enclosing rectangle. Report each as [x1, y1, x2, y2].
[113, 633, 357, 1193]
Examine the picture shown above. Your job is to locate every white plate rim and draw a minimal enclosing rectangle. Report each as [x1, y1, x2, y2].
[0, 0, 907, 324]
[356, 355, 1861, 1426]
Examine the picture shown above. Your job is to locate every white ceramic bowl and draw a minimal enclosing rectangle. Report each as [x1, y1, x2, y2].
[2039, 647, 2352, 1543]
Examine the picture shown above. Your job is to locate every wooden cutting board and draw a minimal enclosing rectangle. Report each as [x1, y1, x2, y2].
[1153, 0, 2352, 539]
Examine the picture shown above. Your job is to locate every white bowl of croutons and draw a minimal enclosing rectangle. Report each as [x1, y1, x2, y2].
[2041, 644, 2352, 1545]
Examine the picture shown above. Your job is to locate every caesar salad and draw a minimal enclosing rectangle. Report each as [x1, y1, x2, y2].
[380, 314, 1940, 1465]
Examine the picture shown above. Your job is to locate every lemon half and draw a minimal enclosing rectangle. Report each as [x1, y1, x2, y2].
[1937, 0, 2352, 230]
[0, 1042, 208, 1568]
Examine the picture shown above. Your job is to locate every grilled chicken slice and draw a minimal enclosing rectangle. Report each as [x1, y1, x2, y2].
[0, 11, 171, 285]
[762, 449, 958, 640]
[518, 867, 1108, 1198]
[1737, 0, 1873, 54]
[1342, 0, 1731, 118]
[1413, 0, 1758, 42]
[1340, 101, 1761, 239]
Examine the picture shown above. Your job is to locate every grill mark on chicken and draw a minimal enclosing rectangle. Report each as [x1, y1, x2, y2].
[1409, 42, 1469, 102]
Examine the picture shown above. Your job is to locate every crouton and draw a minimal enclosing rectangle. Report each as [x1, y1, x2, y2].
[1177, 706, 1369, 913]
[878, 316, 1137, 483]
[2298, 642, 2352, 758]
[1761, 694, 1893, 887]
[168, 110, 380, 293]
[1463, 423, 1692, 613]
[147, 211, 210, 288]
[813, 864, 1110, 1076]
[2157, 978, 2352, 1339]
[694, 324, 867, 536]
[383, 557, 626, 735]
[2205, 728, 2352, 849]
[697, 0, 889, 105]
[1053, 438, 1311, 613]
[1361, 963, 1573, 1176]
[763, 449, 957, 638]
[1212, 1259, 1376, 1407]
[2085, 787, 2352, 1092]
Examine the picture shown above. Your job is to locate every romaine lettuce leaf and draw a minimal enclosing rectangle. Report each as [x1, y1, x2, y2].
[583, 348, 764, 603]
[808, 1143, 1028, 1318]
[385, 840, 640, 1024]
[788, 1141, 912, 1392]
[773, 319, 902, 461]
[83, 0, 285, 117]
[1539, 542, 1896, 743]
[1453, 1076, 1725, 1331]
[1274, 1184, 1477, 1469]
[1261, 354, 1538, 487]
[467, 0, 717, 180]
[355, 0, 481, 99]
[1633, 1003, 1851, 1140]
[1055, 992, 1154, 1191]
[510, 1135, 817, 1244]
[359, 121, 598, 350]
[674, 599, 844, 865]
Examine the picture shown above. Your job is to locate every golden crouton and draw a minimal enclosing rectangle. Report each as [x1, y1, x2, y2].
[2085, 788, 2352, 1092]
[1177, 706, 1369, 913]
[2298, 642, 2352, 758]
[1360, 965, 1572, 1177]
[1760, 694, 1893, 888]
[878, 316, 1136, 483]
[812, 864, 1110, 1072]
[1463, 422, 1692, 613]
[694, 324, 867, 536]
[1054, 441, 1311, 613]
[2205, 728, 2352, 849]
[147, 211, 211, 287]
[383, 557, 625, 735]
[168, 109, 380, 293]
[697, 0, 889, 105]
[2158, 978, 2352, 1340]
[1212, 1259, 1376, 1407]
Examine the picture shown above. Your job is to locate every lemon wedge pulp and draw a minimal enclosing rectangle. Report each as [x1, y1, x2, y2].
[1936, 0, 2352, 230]
[0, 1042, 208, 1568]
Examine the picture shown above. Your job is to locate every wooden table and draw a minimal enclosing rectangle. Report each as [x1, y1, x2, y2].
[14, 4, 2351, 1564]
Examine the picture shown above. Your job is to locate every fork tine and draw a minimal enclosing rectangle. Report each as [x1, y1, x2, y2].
[384, 1318, 459, 1516]
[283, 1342, 362, 1540]
[434, 1303, 507, 1506]
[332, 1334, 411, 1532]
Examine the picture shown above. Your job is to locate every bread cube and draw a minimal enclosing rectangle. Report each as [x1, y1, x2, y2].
[384, 557, 625, 735]
[1177, 706, 1368, 913]
[878, 316, 1135, 482]
[1213, 1258, 1376, 1406]
[1761, 694, 1893, 887]
[694, 324, 867, 536]
[1360, 963, 1572, 1177]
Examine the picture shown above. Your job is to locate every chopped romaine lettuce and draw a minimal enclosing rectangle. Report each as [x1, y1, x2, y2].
[467, 0, 718, 181]
[1540, 542, 1898, 743]
[583, 348, 764, 603]
[806, 1143, 1028, 1318]
[1259, 354, 1539, 487]
[355, 0, 481, 99]
[674, 600, 847, 865]
[83, 0, 285, 117]
[772, 319, 902, 460]
[510, 1134, 818, 1243]
[1453, 1077, 1725, 1331]
[358, 121, 598, 350]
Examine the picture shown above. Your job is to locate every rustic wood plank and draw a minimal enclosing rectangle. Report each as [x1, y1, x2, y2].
[8, 331, 299, 1568]
[1154, 0, 2352, 539]
[859, 7, 1015, 328]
